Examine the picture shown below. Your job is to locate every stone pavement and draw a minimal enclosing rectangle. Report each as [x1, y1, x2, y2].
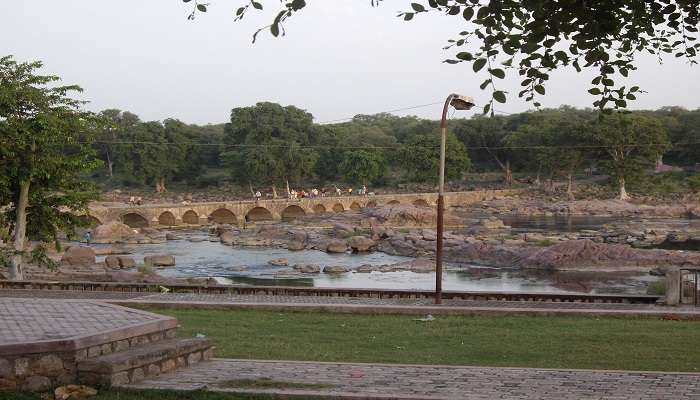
[3, 289, 700, 318]
[0, 298, 161, 344]
[124, 358, 700, 400]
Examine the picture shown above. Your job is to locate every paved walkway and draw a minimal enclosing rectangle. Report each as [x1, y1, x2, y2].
[124, 358, 700, 400]
[2, 289, 700, 318]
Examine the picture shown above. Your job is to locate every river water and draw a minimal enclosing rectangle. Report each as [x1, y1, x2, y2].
[96, 229, 658, 295]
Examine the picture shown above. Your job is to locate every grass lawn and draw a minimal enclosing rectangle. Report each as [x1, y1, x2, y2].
[131, 307, 700, 373]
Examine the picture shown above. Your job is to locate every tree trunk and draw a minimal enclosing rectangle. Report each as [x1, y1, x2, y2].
[155, 177, 166, 194]
[534, 173, 541, 187]
[106, 148, 113, 178]
[566, 173, 575, 200]
[504, 160, 513, 186]
[619, 177, 630, 201]
[272, 185, 278, 199]
[9, 180, 30, 281]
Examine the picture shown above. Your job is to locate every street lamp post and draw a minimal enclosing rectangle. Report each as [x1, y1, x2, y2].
[436, 93, 475, 305]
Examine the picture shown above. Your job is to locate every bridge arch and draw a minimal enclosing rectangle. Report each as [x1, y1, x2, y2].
[412, 199, 430, 207]
[182, 210, 199, 225]
[366, 200, 377, 208]
[332, 203, 345, 213]
[121, 212, 149, 228]
[246, 206, 273, 222]
[350, 202, 361, 210]
[281, 205, 306, 221]
[158, 211, 177, 226]
[387, 200, 401, 205]
[209, 208, 237, 225]
[312, 204, 326, 214]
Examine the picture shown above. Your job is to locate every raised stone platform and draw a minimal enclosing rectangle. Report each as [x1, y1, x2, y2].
[0, 298, 209, 392]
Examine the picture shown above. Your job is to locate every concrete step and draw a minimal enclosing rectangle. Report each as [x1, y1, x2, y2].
[77, 337, 213, 386]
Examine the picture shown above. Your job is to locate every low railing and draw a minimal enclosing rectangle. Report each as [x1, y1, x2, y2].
[0, 280, 661, 304]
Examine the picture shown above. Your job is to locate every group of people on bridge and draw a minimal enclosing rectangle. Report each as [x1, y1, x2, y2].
[253, 185, 370, 202]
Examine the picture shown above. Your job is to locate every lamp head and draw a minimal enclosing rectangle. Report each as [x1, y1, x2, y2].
[450, 94, 475, 110]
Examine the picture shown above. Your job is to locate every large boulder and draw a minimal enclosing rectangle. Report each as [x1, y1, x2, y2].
[268, 258, 289, 266]
[348, 236, 376, 252]
[117, 256, 136, 269]
[367, 204, 460, 227]
[104, 255, 120, 269]
[61, 246, 96, 266]
[93, 221, 137, 244]
[286, 240, 306, 251]
[144, 255, 176, 266]
[326, 240, 348, 253]
[323, 265, 350, 273]
[294, 264, 321, 273]
[220, 231, 237, 246]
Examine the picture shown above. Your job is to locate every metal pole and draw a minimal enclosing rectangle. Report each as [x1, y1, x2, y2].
[436, 94, 454, 305]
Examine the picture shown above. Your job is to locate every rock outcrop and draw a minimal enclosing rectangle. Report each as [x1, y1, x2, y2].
[92, 221, 137, 244]
[144, 255, 176, 266]
[61, 246, 96, 266]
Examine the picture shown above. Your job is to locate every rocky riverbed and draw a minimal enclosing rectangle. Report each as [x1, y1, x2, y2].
[8, 196, 700, 294]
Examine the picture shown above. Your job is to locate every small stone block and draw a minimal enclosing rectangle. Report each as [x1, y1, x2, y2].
[150, 332, 164, 342]
[203, 348, 214, 360]
[131, 368, 144, 383]
[114, 340, 130, 352]
[165, 330, 177, 339]
[187, 352, 202, 365]
[111, 371, 130, 386]
[75, 349, 88, 361]
[146, 364, 161, 376]
[161, 359, 176, 372]
[176, 357, 186, 368]
[100, 344, 113, 355]
[14, 358, 29, 376]
[87, 346, 102, 358]
[22, 375, 51, 392]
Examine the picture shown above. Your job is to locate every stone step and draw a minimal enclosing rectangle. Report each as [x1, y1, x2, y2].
[77, 337, 213, 386]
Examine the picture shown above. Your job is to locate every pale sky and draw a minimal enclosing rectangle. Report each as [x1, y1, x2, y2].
[4, 1, 700, 124]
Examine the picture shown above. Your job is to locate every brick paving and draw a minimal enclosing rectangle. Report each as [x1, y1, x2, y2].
[3, 289, 700, 318]
[125, 359, 700, 400]
[0, 298, 161, 344]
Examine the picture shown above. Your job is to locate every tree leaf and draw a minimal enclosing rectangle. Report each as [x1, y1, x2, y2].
[196, 4, 207, 12]
[271, 23, 280, 37]
[534, 85, 545, 95]
[252, 1, 263, 10]
[490, 68, 505, 79]
[411, 3, 425, 12]
[493, 91, 506, 103]
[462, 7, 474, 21]
[473, 58, 487, 72]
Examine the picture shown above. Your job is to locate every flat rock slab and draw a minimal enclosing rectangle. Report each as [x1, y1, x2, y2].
[0, 298, 176, 355]
[124, 359, 700, 400]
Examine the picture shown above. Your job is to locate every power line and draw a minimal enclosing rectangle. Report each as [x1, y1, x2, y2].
[82, 140, 698, 151]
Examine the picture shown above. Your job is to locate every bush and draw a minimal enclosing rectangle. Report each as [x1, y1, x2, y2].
[646, 278, 666, 296]
[688, 172, 700, 192]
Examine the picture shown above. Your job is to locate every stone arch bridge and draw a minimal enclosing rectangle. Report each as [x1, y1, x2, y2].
[89, 190, 520, 228]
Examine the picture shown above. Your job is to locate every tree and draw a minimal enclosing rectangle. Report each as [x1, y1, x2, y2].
[339, 149, 386, 185]
[398, 133, 470, 183]
[95, 109, 140, 178]
[592, 113, 670, 200]
[188, 1, 700, 112]
[222, 102, 318, 194]
[506, 109, 593, 198]
[0, 55, 101, 280]
[453, 115, 515, 184]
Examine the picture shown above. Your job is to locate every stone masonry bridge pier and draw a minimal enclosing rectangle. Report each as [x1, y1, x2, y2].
[89, 190, 520, 228]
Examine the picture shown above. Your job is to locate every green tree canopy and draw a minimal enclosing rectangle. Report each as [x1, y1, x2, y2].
[0, 55, 101, 280]
[339, 149, 387, 185]
[398, 133, 470, 183]
[592, 113, 670, 200]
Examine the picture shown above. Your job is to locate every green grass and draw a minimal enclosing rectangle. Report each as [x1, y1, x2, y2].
[134, 307, 700, 372]
[0, 389, 277, 400]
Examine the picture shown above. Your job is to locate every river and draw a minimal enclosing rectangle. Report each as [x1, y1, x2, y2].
[94, 230, 659, 295]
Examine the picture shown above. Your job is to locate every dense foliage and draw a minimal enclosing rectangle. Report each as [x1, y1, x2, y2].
[88, 101, 700, 196]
